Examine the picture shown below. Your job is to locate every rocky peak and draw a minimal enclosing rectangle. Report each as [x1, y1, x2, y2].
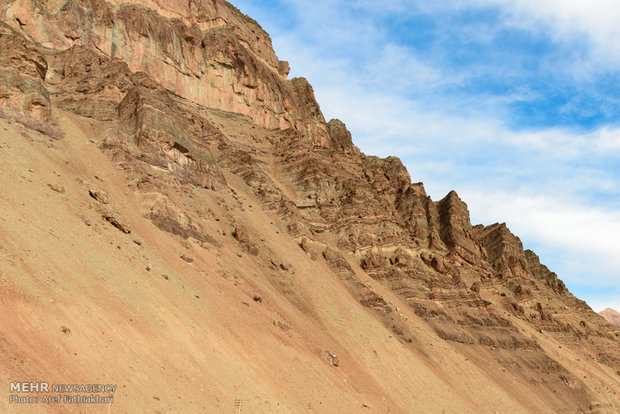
[326, 118, 358, 154]
[290, 77, 330, 147]
[437, 190, 486, 263]
[523, 249, 566, 293]
[473, 223, 566, 293]
[473, 222, 527, 277]
[394, 182, 443, 249]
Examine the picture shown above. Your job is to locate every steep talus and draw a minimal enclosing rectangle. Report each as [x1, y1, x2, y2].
[1, 1, 619, 413]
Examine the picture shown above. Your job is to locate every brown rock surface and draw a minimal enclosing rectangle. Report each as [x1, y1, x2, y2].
[0, 22, 57, 135]
[0, 0, 327, 136]
[327, 118, 360, 154]
[0, 1, 619, 413]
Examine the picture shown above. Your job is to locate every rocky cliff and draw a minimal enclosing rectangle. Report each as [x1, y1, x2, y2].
[0, 1, 619, 413]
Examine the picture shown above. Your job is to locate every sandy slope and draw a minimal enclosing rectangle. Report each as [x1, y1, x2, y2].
[0, 105, 618, 414]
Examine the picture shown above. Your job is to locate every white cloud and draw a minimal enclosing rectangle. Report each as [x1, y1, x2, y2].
[464, 192, 613, 256]
[365, 43, 446, 91]
[313, 76, 620, 161]
[473, 0, 620, 70]
[595, 126, 620, 151]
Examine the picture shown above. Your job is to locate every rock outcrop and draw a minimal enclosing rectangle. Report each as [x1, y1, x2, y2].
[0, 0, 330, 140]
[0, 22, 57, 135]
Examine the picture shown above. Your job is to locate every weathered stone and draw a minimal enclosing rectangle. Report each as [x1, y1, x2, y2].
[278, 60, 290, 77]
[149, 198, 214, 244]
[437, 191, 486, 263]
[233, 225, 259, 256]
[327, 119, 358, 154]
[89, 189, 110, 204]
[102, 212, 131, 234]
[48, 183, 65, 193]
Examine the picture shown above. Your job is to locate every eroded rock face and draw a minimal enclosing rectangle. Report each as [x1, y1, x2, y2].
[327, 118, 359, 154]
[288, 77, 331, 147]
[437, 190, 486, 263]
[474, 223, 566, 292]
[395, 183, 443, 249]
[0, 0, 328, 138]
[52, 45, 133, 121]
[117, 85, 225, 189]
[0, 23, 51, 126]
[149, 197, 213, 242]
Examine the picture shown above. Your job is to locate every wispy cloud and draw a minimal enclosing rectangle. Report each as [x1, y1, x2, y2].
[480, 0, 620, 67]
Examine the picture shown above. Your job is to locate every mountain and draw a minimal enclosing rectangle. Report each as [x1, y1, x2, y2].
[1, 1, 619, 413]
[601, 309, 620, 328]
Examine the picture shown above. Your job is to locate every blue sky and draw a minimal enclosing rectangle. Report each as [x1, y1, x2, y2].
[233, 0, 620, 312]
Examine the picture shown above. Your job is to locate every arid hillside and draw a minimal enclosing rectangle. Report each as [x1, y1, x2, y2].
[601, 309, 620, 329]
[1, 1, 619, 413]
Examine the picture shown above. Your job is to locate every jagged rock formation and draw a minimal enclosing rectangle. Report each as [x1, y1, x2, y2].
[1, 1, 619, 413]
[2, 0, 329, 140]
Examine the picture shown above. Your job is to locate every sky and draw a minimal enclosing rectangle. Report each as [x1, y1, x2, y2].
[233, 0, 620, 312]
